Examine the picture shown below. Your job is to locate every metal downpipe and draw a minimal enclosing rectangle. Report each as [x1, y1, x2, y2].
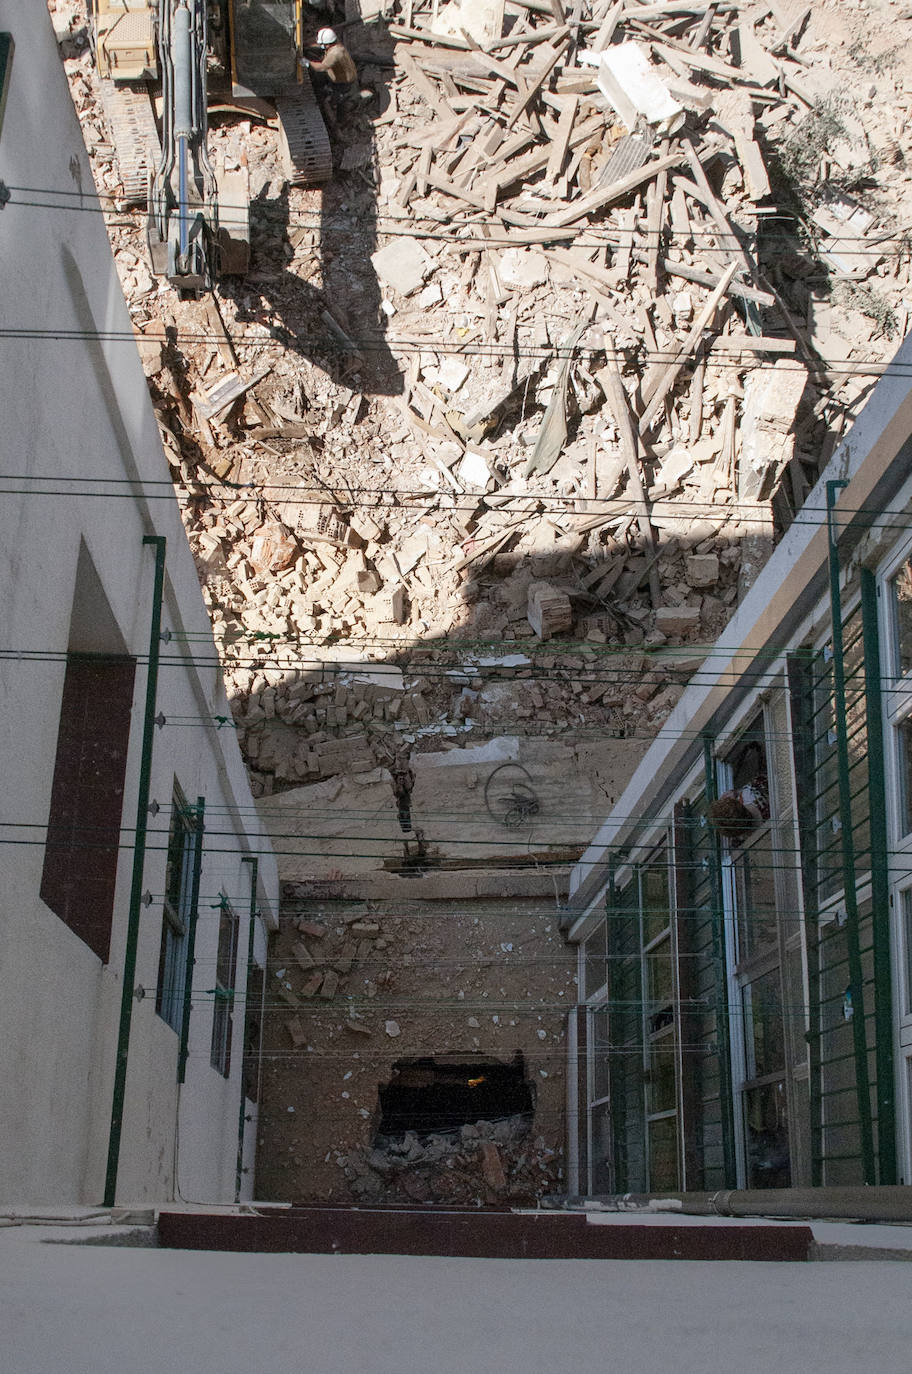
[235, 856, 258, 1203]
[103, 535, 167, 1208]
[574, 1187, 912, 1224]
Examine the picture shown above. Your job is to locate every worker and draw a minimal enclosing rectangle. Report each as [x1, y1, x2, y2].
[307, 28, 369, 122]
[390, 749, 416, 834]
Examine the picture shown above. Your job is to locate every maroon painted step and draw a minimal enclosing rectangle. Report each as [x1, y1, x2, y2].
[157, 1206, 812, 1262]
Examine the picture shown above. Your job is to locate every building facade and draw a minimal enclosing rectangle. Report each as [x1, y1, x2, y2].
[565, 337, 912, 1196]
[0, 3, 278, 1204]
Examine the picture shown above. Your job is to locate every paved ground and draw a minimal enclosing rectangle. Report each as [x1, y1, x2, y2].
[3, 1217, 912, 1374]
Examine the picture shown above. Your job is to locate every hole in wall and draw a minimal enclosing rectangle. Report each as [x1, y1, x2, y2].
[374, 1054, 534, 1141]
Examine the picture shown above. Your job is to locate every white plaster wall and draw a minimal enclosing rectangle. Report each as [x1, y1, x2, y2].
[0, 3, 278, 1204]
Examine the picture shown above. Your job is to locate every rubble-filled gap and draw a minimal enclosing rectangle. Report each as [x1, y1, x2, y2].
[375, 1056, 534, 1141]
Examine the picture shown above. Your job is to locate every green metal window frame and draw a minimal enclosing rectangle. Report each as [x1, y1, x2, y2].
[211, 896, 240, 1078]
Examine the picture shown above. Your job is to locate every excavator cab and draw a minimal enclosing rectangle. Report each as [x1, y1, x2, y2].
[228, 0, 300, 97]
[89, 0, 158, 82]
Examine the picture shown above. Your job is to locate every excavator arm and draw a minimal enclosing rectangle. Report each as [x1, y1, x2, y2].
[147, 0, 219, 293]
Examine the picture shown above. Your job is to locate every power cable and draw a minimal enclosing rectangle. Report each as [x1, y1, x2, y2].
[6, 184, 912, 257]
[0, 323, 907, 374]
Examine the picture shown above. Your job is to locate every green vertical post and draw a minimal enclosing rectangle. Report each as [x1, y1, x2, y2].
[235, 856, 259, 1203]
[104, 535, 166, 1208]
[787, 651, 824, 1185]
[703, 735, 737, 1187]
[826, 480, 876, 1184]
[177, 798, 206, 1085]
[861, 566, 896, 1183]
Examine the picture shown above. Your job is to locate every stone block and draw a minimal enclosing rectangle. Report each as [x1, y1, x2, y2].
[685, 553, 720, 588]
[479, 1141, 507, 1192]
[655, 605, 701, 634]
[319, 970, 340, 1000]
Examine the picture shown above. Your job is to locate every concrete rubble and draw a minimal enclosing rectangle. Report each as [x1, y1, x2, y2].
[50, 0, 912, 794]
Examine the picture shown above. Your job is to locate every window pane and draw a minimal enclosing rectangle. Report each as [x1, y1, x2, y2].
[590, 1006, 611, 1102]
[157, 790, 198, 1032]
[904, 890, 912, 1017]
[212, 901, 239, 1076]
[898, 717, 912, 837]
[589, 1100, 613, 1194]
[584, 922, 606, 999]
[734, 827, 779, 963]
[891, 559, 912, 677]
[646, 937, 674, 1033]
[642, 854, 669, 945]
[648, 1114, 679, 1190]
[744, 1080, 790, 1188]
[742, 967, 785, 1080]
[648, 1029, 677, 1114]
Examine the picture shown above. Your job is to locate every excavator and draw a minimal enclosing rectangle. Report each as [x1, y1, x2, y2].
[89, 1, 332, 292]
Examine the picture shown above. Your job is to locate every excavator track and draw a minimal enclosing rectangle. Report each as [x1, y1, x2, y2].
[99, 78, 162, 205]
[274, 70, 332, 186]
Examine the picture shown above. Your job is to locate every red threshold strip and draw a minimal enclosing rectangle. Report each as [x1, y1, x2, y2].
[157, 1206, 813, 1262]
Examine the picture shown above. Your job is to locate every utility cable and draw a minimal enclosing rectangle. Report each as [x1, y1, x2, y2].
[6, 184, 911, 256]
[0, 324, 907, 375]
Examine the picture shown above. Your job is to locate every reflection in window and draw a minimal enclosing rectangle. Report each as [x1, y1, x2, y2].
[744, 1080, 791, 1188]
[646, 938, 674, 1032]
[903, 890, 912, 1018]
[734, 828, 779, 963]
[648, 1114, 679, 1191]
[891, 558, 912, 677]
[584, 922, 607, 1000]
[642, 856, 670, 945]
[648, 1031, 677, 1114]
[898, 716, 912, 838]
[590, 1006, 611, 1103]
[742, 967, 786, 1080]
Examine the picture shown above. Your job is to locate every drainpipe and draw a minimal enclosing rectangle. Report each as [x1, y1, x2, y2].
[176, 797, 206, 1085]
[569, 1187, 912, 1224]
[860, 567, 897, 1184]
[826, 480, 876, 1185]
[235, 856, 258, 1203]
[702, 735, 737, 1188]
[104, 535, 166, 1208]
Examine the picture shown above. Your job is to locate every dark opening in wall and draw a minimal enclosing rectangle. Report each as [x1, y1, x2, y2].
[376, 1055, 534, 1139]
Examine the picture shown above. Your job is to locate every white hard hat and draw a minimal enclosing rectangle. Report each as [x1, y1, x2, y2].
[316, 27, 338, 45]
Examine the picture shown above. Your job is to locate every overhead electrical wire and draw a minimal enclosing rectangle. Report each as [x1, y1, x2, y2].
[0, 323, 906, 376]
[2, 477, 901, 531]
[5, 182, 911, 257]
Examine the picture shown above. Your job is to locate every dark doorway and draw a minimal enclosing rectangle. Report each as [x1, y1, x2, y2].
[376, 1055, 534, 1140]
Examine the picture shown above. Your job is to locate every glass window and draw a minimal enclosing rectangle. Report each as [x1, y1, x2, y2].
[642, 854, 670, 945]
[211, 900, 239, 1077]
[903, 890, 912, 1018]
[648, 1030, 677, 1114]
[742, 967, 786, 1081]
[648, 1114, 679, 1191]
[734, 827, 779, 963]
[744, 1080, 791, 1188]
[589, 1100, 613, 1193]
[590, 1005, 611, 1102]
[897, 716, 912, 837]
[646, 936, 674, 1032]
[584, 922, 607, 1000]
[891, 558, 912, 677]
[156, 789, 200, 1033]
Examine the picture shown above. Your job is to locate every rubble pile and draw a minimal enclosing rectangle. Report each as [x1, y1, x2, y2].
[256, 888, 572, 1203]
[50, 0, 912, 793]
[342, 1115, 561, 1205]
[274, 899, 394, 1015]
